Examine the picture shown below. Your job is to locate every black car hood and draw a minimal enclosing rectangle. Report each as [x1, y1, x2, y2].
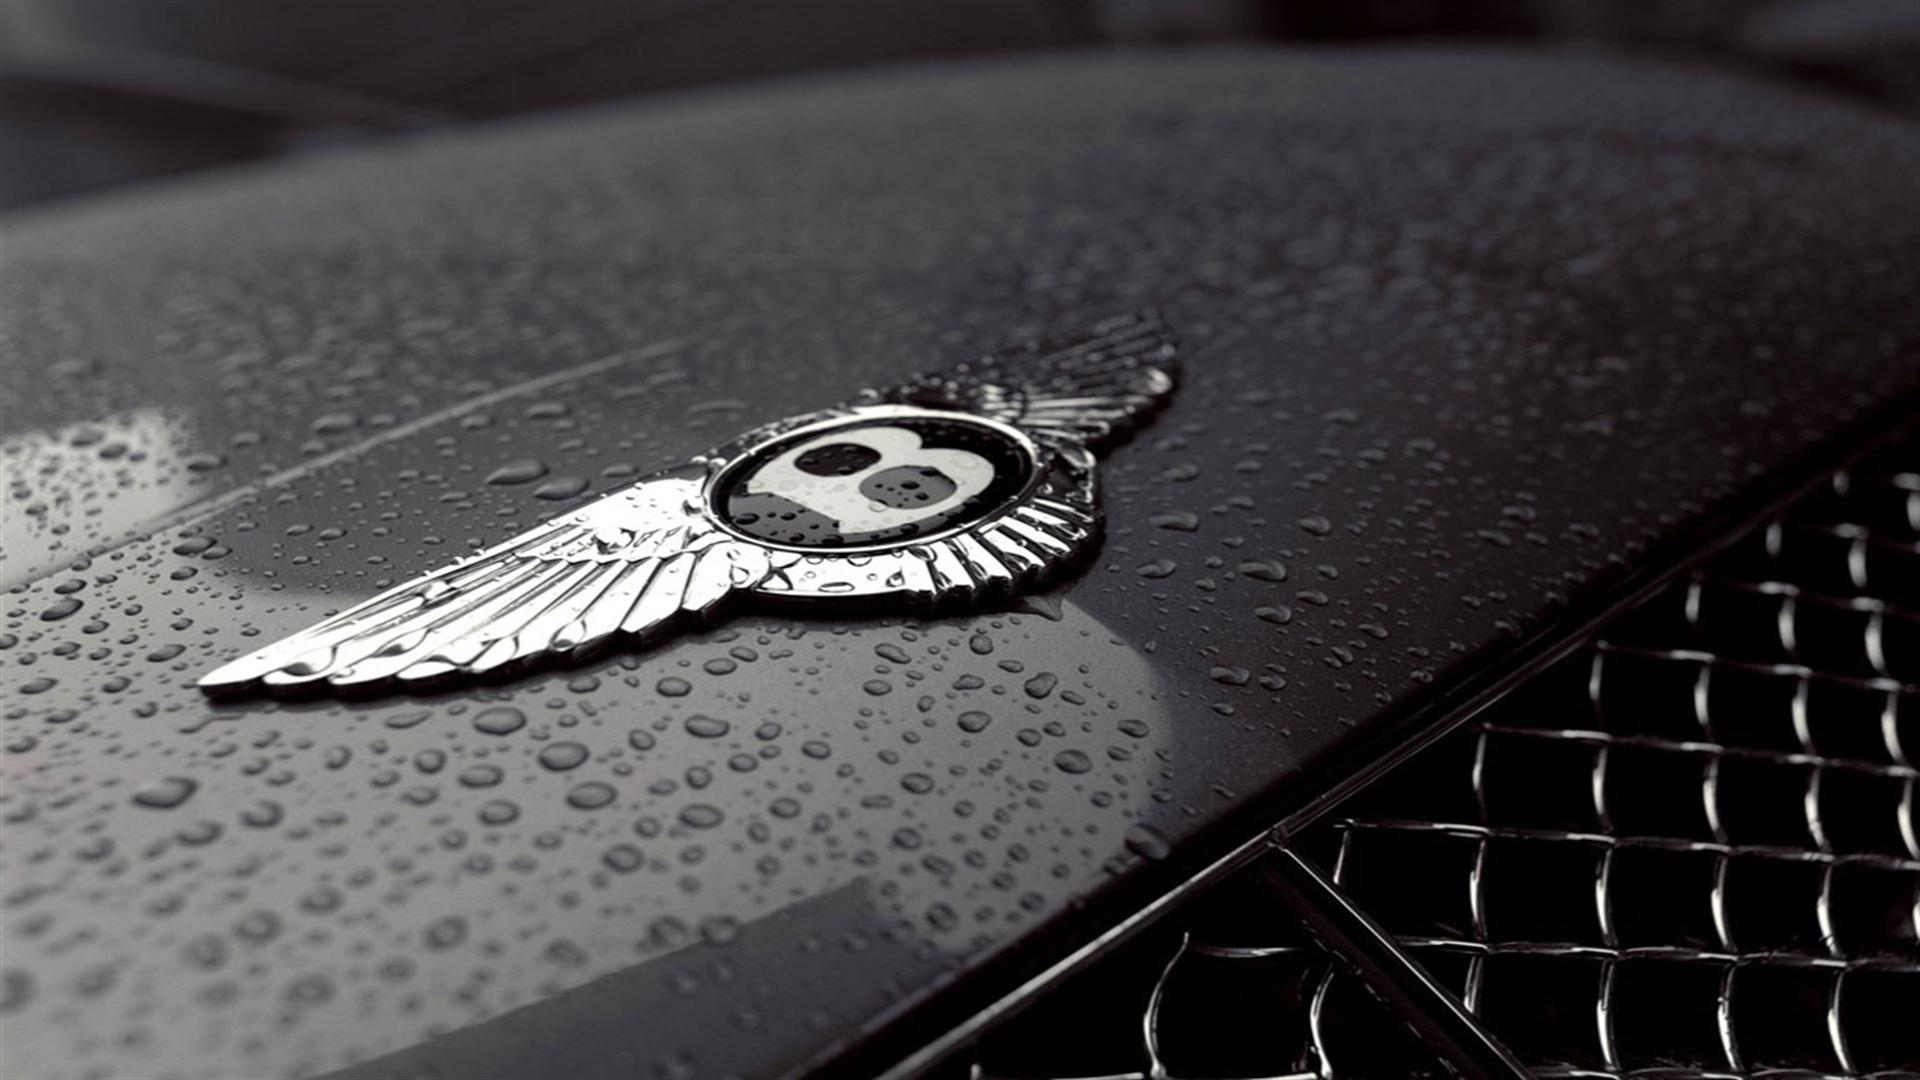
[2, 46, 1917, 1080]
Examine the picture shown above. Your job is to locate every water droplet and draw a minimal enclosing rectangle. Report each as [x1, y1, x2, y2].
[1053, 749, 1092, 774]
[679, 804, 723, 829]
[486, 459, 549, 486]
[566, 782, 617, 810]
[311, 412, 359, 434]
[459, 764, 504, 788]
[534, 476, 590, 500]
[602, 844, 645, 873]
[472, 707, 527, 736]
[234, 911, 282, 944]
[927, 903, 959, 931]
[182, 935, 228, 971]
[1124, 824, 1172, 860]
[547, 938, 590, 966]
[300, 886, 344, 914]
[284, 973, 335, 1006]
[38, 598, 81, 622]
[1238, 560, 1286, 582]
[538, 741, 589, 771]
[384, 711, 430, 734]
[1210, 666, 1250, 686]
[424, 916, 468, 950]
[131, 776, 198, 809]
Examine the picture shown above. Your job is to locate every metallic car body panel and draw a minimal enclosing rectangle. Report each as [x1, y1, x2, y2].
[2, 48, 1918, 1079]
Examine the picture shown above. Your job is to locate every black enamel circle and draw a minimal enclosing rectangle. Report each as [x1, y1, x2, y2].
[715, 415, 1036, 549]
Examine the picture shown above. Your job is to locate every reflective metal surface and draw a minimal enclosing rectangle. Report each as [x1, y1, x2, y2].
[947, 424, 1920, 1079]
[196, 313, 1174, 695]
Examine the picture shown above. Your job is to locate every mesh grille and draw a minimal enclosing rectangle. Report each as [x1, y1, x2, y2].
[963, 860, 1453, 1080]
[955, 430, 1919, 1080]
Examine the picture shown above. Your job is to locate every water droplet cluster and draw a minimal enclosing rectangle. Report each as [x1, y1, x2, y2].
[5, 45, 1917, 1080]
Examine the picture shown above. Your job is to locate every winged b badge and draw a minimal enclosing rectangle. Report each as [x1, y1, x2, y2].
[200, 313, 1178, 695]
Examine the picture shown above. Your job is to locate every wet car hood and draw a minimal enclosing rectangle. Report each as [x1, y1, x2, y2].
[3, 47, 1918, 1080]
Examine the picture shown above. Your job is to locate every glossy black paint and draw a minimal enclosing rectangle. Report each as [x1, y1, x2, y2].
[2, 48, 1918, 1080]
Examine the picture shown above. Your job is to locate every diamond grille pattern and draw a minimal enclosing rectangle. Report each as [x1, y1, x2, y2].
[958, 430, 1919, 1080]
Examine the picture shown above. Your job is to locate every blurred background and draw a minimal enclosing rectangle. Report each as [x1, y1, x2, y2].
[3, 0, 1917, 213]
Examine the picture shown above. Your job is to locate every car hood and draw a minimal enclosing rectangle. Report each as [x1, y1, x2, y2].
[2, 46, 1918, 1080]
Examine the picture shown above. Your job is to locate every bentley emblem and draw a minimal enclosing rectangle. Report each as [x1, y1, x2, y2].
[199, 312, 1178, 695]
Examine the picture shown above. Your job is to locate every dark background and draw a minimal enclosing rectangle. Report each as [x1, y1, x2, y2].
[4, 0, 1918, 213]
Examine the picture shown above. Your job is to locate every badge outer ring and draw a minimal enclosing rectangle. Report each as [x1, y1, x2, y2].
[698, 403, 1099, 604]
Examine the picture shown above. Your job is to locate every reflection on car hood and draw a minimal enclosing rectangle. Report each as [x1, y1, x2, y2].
[3, 47, 1919, 1080]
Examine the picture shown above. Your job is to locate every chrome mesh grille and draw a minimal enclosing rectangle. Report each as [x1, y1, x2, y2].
[952, 430, 1919, 1080]
[963, 861, 1453, 1080]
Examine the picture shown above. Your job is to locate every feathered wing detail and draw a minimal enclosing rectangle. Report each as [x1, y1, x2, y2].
[810, 314, 1173, 604]
[877, 311, 1179, 449]
[863, 446, 1103, 608]
[199, 468, 786, 693]
[201, 313, 1178, 695]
